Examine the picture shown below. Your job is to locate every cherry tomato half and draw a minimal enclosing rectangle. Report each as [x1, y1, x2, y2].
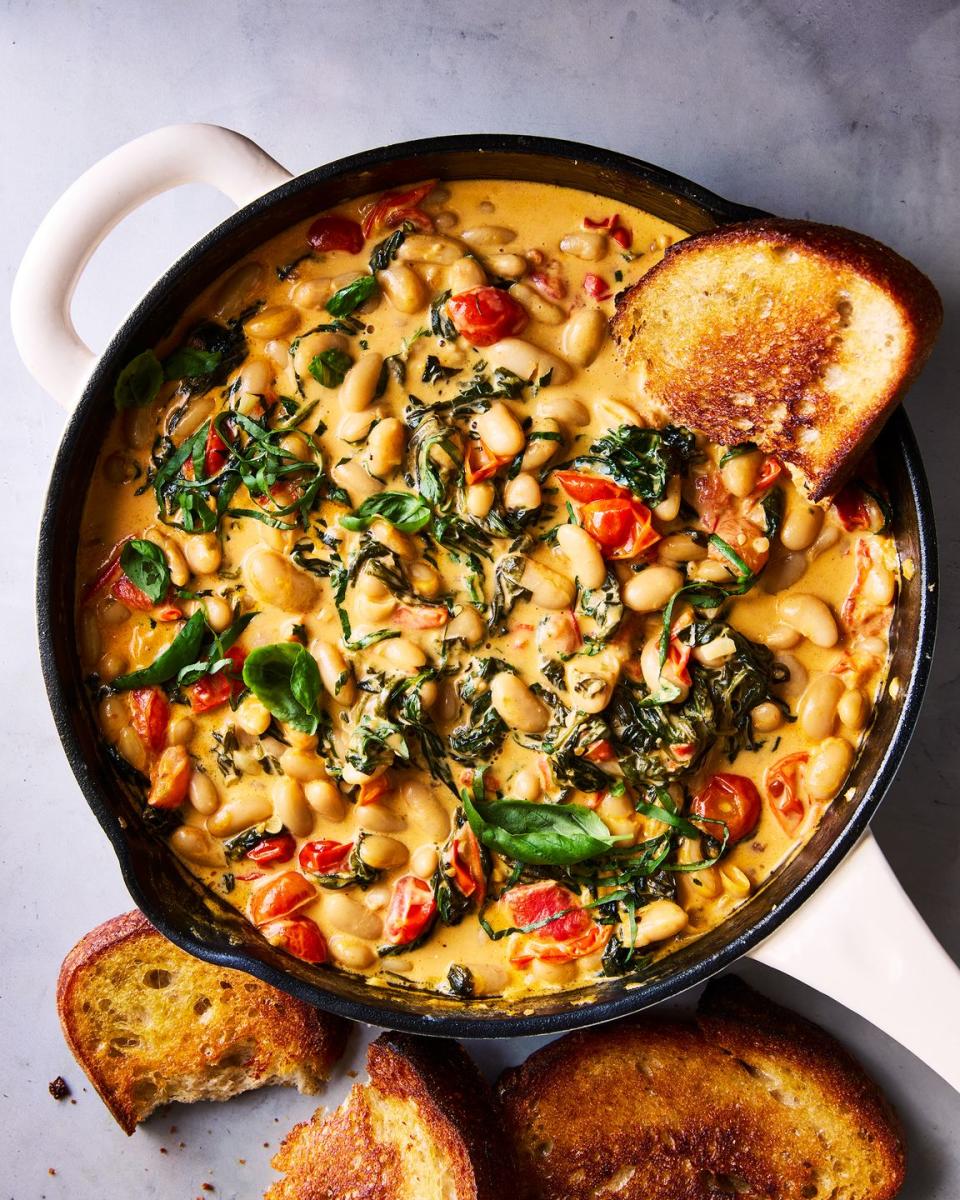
[260, 916, 327, 964]
[446, 287, 528, 347]
[361, 181, 436, 238]
[465, 438, 512, 484]
[583, 272, 612, 300]
[506, 881, 592, 942]
[383, 875, 437, 946]
[247, 832, 297, 865]
[832, 481, 882, 532]
[754, 456, 783, 492]
[764, 752, 811, 836]
[691, 773, 761, 844]
[580, 498, 661, 559]
[111, 573, 155, 612]
[189, 646, 246, 714]
[130, 687, 170, 755]
[249, 872, 317, 926]
[392, 605, 450, 630]
[148, 745, 191, 809]
[357, 774, 392, 806]
[448, 823, 486, 907]
[299, 840, 353, 875]
[203, 422, 230, 478]
[307, 214, 365, 254]
[554, 471, 631, 503]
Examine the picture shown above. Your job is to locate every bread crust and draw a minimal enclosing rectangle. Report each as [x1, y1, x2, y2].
[613, 218, 942, 501]
[57, 910, 350, 1134]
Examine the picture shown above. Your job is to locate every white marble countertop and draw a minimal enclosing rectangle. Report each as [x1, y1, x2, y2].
[2, 2, 958, 1196]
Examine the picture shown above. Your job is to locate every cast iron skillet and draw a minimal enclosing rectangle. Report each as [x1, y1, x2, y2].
[36, 134, 937, 1037]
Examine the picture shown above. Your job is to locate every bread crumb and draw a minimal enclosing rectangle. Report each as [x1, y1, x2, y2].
[201, 1185, 215, 1193]
[48, 1076, 70, 1100]
[48, 1168, 57, 1176]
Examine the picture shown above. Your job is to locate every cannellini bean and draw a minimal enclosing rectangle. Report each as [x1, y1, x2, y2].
[339, 352, 384, 412]
[509, 281, 565, 325]
[183, 533, 222, 576]
[100, 599, 129, 627]
[410, 844, 440, 879]
[838, 688, 869, 731]
[622, 566, 684, 613]
[279, 748, 327, 782]
[720, 865, 752, 899]
[405, 560, 442, 599]
[124, 401, 157, 450]
[365, 417, 406, 478]
[640, 636, 690, 703]
[720, 449, 764, 497]
[97, 652, 126, 683]
[380, 637, 427, 673]
[531, 958, 577, 985]
[536, 391, 589, 428]
[332, 458, 381, 504]
[520, 419, 563, 471]
[377, 263, 426, 313]
[207, 793, 273, 837]
[466, 481, 495, 518]
[304, 779, 346, 821]
[455, 962, 508, 996]
[511, 768, 542, 801]
[401, 780, 451, 840]
[211, 261, 265, 319]
[170, 825, 226, 868]
[652, 476, 682, 522]
[358, 834, 408, 870]
[444, 605, 485, 647]
[102, 451, 138, 485]
[864, 563, 896, 606]
[560, 230, 608, 260]
[537, 611, 581, 657]
[806, 737, 855, 801]
[169, 393, 214, 442]
[279, 431, 312, 462]
[236, 695, 272, 737]
[98, 696, 128, 741]
[777, 593, 839, 647]
[484, 338, 572, 386]
[337, 407, 382, 443]
[775, 652, 808, 702]
[328, 934, 376, 970]
[765, 624, 801, 650]
[780, 497, 824, 551]
[369, 519, 417, 559]
[658, 533, 708, 564]
[490, 672, 549, 732]
[397, 233, 464, 264]
[291, 278, 333, 309]
[292, 330, 348, 386]
[688, 559, 736, 584]
[312, 640, 356, 705]
[561, 307, 607, 366]
[693, 635, 737, 667]
[751, 701, 783, 732]
[521, 558, 576, 609]
[447, 255, 487, 291]
[632, 899, 689, 947]
[247, 304, 299, 339]
[556, 524, 606, 590]
[565, 655, 620, 713]
[504, 472, 541, 511]
[475, 402, 525, 457]
[243, 546, 319, 612]
[461, 224, 516, 247]
[116, 726, 146, 771]
[145, 531, 189, 587]
[167, 715, 195, 746]
[808, 524, 841, 561]
[324, 893, 383, 940]
[798, 674, 844, 741]
[271, 776, 314, 837]
[202, 595, 233, 634]
[762, 550, 808, 594]
[484, 252, 526, 278]
[353, 592, 396, 623]
[357, 802, 406, 833]
[188, 770, 221, 816]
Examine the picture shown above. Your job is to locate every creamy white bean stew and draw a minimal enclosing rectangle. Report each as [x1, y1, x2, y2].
[77, 179, 897, 998]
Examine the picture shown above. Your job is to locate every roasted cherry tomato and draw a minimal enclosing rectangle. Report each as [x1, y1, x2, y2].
[260, 916, 327, 964]
[691, 773, 762, 844]
[448, 823, 486, 908]
[554, 471, 630, 503]
[392, 605, 450, 630]
[188, 645, 246, 714]
[111, 572, 155, 612]
[361, 180, 436, 238]
[130, 687, 170, 755]
[247, 832, 297, 865]
[465, 438, 512, 484]
[383, 875, 437, 946]
[357, 773, 392, 806]
[754, 456, 783, 492]
[299, 839, 353, 875]
[580, 498, 660, 558]
[832, 481, 883, 532]
[148, 744, 191, 809]
[506, 881, 607, 966]
[249, 871, 316, 926]
[585, 738, 616, 763]
[203, 422, 230, 477]
[582, 272, 612, 300]
[765, 752, 811, 835]
[307, 214, 365, 254]
[446, 286, 528, 347]
[81, 539, 129, 604]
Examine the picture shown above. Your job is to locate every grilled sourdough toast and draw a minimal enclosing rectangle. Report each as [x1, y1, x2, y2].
[57, 910, 350, 1134]
[498, 975, 905, 1200]
[612, 218, 942, 501]
[266, 1032, 516, 1200]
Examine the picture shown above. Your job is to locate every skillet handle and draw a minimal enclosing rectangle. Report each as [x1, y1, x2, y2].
[11, 123, 292, 410]
[749, 828, 960, 1093]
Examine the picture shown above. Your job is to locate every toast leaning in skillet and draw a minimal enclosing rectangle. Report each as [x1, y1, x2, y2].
[266, 1031, 516, 1200]
[498, 975, 905, 1200]
[612, 218, 942, 501]
[57, 910, 350, 1134]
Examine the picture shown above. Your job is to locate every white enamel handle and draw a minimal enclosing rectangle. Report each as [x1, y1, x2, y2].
[750, 828, 960, 1092]
[11, 123, 292, 409]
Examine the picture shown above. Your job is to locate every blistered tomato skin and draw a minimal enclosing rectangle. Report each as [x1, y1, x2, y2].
[447, 287, 528, 347]
[306, 215, 364, 254]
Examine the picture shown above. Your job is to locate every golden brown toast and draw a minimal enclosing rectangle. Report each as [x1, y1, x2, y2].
[56, 910, 350, 1134]
[498, 975, 905, 1200]
[612, 218, 942, 500]
[267, 1032, 516, 1200]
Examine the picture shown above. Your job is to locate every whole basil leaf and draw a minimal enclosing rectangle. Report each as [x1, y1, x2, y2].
[340, 491, 432, 534]
[119, 539, 169, 604]
[112, 610, 207, 690]
[162, 346, 223, 380]
[114, 349, 163, 410]
[462, 791, 626, 866]
[325, 273, 378, 317]
[242, 643, 321, 733]
[308, 348, 353, 388]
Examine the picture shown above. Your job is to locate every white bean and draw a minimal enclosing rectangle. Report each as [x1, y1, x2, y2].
[560, 231, 608, 260]
[365, 417, 406, 478]
[356, 803, 406, 833]
[304, 779, 347, 821]
[632, 899, 689, 947]
[279, 748, 327, 782]
[236, 695, 272, 737]
[561, 307, 607, 366]
[188, 770, 220, 816]
[211, 261, 265, 319]
[396, 233, 464, 264]
[490, 672, 549, 733]
[504, 472, 541, 511]
[377, 263, 426, 313]
[484, 338, 572, 386]
[838, 688, 869, 731]
[521, 559, 576, 609]
[247, 304, 299, 339]
[484, 252, 526, 278]
[401, 780, 451, 840]
[170, 825, 226, 868]
[720, 449, 764, 498]
[447, 255, 487, 292]
[466, 482, 495, 518]
[509, 281, 565, 325]
[798, 674, 844, 741]
[461, 224, 516, 247]
[324, 892, 383, 940]
[622, 566, 684, 613]
[183, 534, 222, 576]
[475, 402, 525, 457]
[444, 606, 485, 647]
[332, 458, 382, 505]
[339, 352, 384, 412]
[556, 524, 606, 590]
[207, 793, 273, 837]
[806, 737, 854, 801]
[243, 546, 319, 612]
[780, 497, 824, 551]
[271, 776, 314, 837]
[777, 593, 839, 647]
[536, 391, 589, 428]
[751, 702, 783, 733]
[312, 639, 356, 705]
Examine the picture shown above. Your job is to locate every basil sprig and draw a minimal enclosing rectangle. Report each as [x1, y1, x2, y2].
[119, 539, 169, 604]
[340, 491, 432, 535]
[326, 274, 378, 317]
[242, 642, 323, 733]
[462, 783, 627, 867]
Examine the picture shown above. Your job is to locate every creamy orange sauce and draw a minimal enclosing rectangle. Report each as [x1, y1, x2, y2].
[76, 180, 895, 999]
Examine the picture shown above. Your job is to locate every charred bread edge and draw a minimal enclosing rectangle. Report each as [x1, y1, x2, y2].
[369, 1032, 516, 1200]
[612, 217, 943, 501]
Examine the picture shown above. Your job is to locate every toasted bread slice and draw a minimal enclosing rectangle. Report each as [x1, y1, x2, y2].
[57, 911, 350, 1134]
[267, 1032, 515, 1200]
[498, 975, 905, 1200]
[612, 218, 941, 500]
